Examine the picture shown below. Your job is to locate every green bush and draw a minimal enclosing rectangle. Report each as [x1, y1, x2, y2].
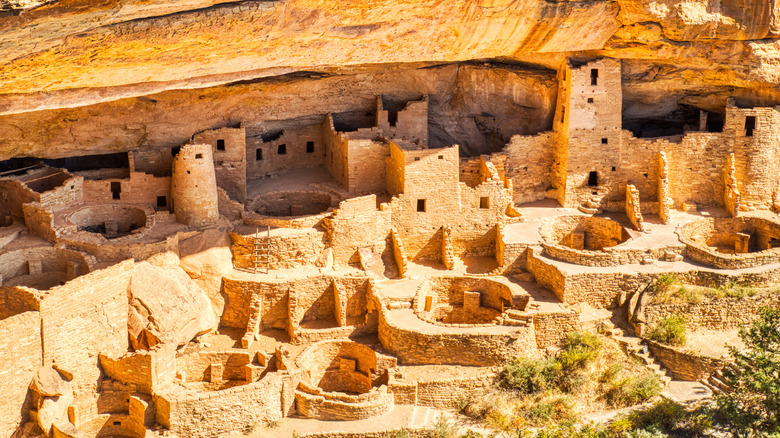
[501, 357, 556, 394]
[604, 374, 662, 407]
[433, 416, 459, 438]
[646, 314, 686, 346]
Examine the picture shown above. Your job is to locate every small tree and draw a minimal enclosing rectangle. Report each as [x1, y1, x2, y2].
[716, 306, 780, 434]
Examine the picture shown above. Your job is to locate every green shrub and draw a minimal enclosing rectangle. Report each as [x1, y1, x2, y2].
[524, 396, 577, 425]
[433, 416, 459, 438]
[646, 314, 686, 346]
[501, 357, 555, 394]
[605, 374, 662, 407]
[392, 429, 412, 438]
[656, 274, 677, 288]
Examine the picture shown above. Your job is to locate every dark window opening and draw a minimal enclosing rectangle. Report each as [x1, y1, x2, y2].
[590, 68, 599, 86]
[414, 157, 420, 161]
[438, 155, 444, 159]
[277, 144, 287, 155]
[611, 166, 616, 171]
[195, 153, 203, 159]
[388, 110, 398, 127]
[417, 199, 426, 212]
[216, 139, 225, 151]
[110, 182, 121, 200]
[745, 116, 756, 137]
[705, 112, 725, 132]
[479, 197, 489, 209]
[561, 107, 565, 124]
[306, 141, 315, 153]
[113, 422, 121, 426]
[256, 149, 263, 161]
[601, 138, 608, 144]
[171, 147, 180, 157]
[587, 171, 598, 187]
[587, 98, 594, 104]
[157, 196, 167, 208]
[643, 173, 648, 178]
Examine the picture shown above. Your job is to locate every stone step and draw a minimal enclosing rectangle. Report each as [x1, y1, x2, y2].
[578, 205, 600, 214]
[708, 374, 730, 392]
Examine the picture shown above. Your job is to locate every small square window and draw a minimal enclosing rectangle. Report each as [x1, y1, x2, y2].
[438, 155, 444, 159]
[306, 141, 315, 153]
[611, 166, 616, 171]
[216, 139, 225, 151]
[414, 157, 420, 161]
[277, 144, 287, 155]
[416, 199, 426, 212]
[479, 197, 489, 209]
[587, 98, 594, 103]
[256, 149, 263, 161]
[157, 196, 167, 208]
[643, 173, 648, 178]
[195, 153, 203, 159]
[601, 138, 608, 144]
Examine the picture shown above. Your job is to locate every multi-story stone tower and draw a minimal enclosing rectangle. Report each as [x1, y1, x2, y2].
[171, 144, 219, 227]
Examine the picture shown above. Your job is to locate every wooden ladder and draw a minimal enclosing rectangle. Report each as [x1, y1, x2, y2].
[253, 226, 271, 274]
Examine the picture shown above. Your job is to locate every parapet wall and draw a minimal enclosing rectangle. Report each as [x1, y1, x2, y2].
[639, 293, 780, 332]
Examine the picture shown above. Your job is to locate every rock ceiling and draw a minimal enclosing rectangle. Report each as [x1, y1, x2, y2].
[0, 0, 779, 157]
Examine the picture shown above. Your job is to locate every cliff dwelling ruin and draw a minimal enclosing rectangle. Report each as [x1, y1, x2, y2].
[1, 1, 780, 437]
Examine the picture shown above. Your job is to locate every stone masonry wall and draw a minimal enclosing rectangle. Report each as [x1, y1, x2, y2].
[0, 311, 42, 437]
[643, 339, 725, 381]
[39, 259, 133, 395]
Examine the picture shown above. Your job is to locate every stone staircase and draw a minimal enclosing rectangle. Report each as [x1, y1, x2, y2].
[700, 368, 731, 395]
[578, 188, 608, 214]
[498, 309, 533, 327]
[408, 406, 441, 429]
[606, 326, 673, 386]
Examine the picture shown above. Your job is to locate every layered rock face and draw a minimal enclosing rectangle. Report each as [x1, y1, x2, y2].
[0, 0, 779, 161]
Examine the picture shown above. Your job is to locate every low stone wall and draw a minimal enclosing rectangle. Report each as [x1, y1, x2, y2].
[298, 430, 435, 438]
[60, 232, 181, 262]
[295, 383, 395, 421]
[99, 346, 176, 394]
[533, 311, 581, 348]
[389, 372, 497, 409]
[541, 243, 683, 267]
[643, 339, 726, 381]
[639, 293, 780, 331]
[156, 373, 292, 438]
[230, 227, 328, 270]
[528, 249, 780, 308]
[378, 308, 536, 366]
[679, 216, 780, 269]
[241, 211, 330, 229]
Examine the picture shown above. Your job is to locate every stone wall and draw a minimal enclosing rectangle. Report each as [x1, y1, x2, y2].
[389, 372, 497, 409]
[378, 308, 536, 366]
[323, 195, 391, 266]
[643, 339, 725, 381]
[533, 311, 581, 348]
[296, 383, 395, 421]
[39, 259, 133, 395]
[230, 227, 328, 270]
[0, 311, 42, 437]
[192, 126, 247, 202]
[640, 294, 780, 331]
[247, 121, 326, 180]
[82, 171, 171, 208]
[679, 216, 780, 268]
[156, 373, 291, 438]
[500, 132, 554, 204]
[99, 346, 177, 394]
